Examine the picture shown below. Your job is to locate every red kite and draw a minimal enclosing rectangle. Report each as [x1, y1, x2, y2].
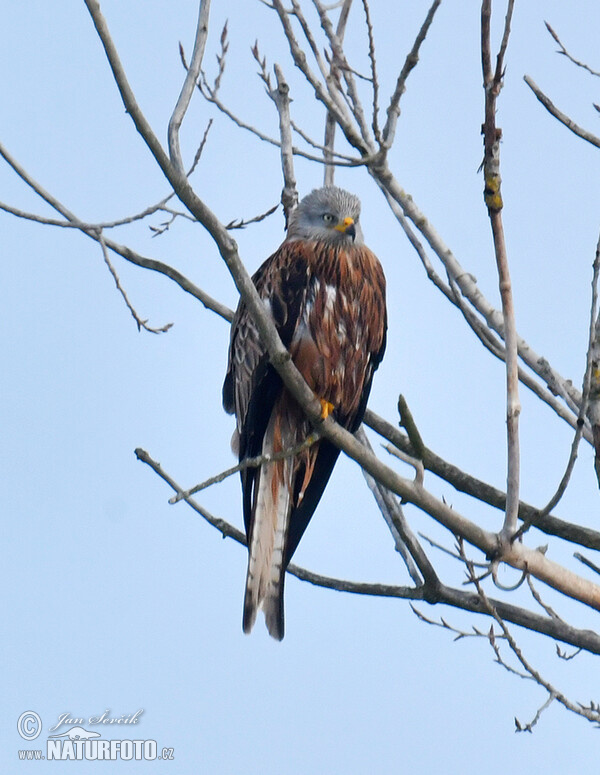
[223, 186, 387, 639]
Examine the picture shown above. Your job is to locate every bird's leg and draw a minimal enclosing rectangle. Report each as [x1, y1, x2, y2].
[319, 398, 335, 419]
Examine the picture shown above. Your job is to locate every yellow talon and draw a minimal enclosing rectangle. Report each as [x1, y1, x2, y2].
[319, 399, 335, 419]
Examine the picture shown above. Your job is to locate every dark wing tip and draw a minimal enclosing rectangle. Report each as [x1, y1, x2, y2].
[222, 370, 235, 414]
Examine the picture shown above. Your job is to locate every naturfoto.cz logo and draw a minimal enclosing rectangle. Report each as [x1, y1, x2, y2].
[17, 709, 175, 762]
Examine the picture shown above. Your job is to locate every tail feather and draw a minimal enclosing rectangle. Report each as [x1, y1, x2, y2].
[243, 410, 293, 640]
[262, 563, 286, 641]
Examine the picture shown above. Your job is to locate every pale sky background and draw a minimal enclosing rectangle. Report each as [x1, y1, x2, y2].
[3, 1, 600, 772]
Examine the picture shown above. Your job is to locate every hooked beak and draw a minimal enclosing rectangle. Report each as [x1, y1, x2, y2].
[334, 216, 356, 241]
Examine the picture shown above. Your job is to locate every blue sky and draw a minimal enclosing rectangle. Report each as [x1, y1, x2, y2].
[3, 1, 600, 772]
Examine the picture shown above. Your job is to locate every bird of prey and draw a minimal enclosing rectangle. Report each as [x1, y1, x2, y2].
[223, 186, 387, 640]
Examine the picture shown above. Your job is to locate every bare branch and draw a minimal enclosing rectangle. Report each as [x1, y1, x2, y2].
[545, 21, 600, 78]
[481, 0, 520, 541]
[383, 443, 424, 486]
[419, 533, 489, 569]
[556, 645, 582, 661]
[410, 604, 506, 643]
[532, 231, 600, 520]
[313, 0, 373, 147]
[271, 63, 298, 223]
[290, 0, 336, 92]
[270, 0, 371, 154]
[96, 231, 173, 334]
[462, 544, 600, 726]
[586, 234, 600, 486]
[526, 575, 563, 621]
[515, 693, 557, 734]
[365, 409, 600, 552]
[168, 433, 318, 504]
[397, 394, 426, 461]
[168, 0, 211, 172]
[524, 75, 600, 149]
[135, 447, 600, 655]
[225, 203, 279, 230]
[366, 164, 587, 433]
[0, 141, 233, 323]
[321, 0, 353, 185]
[381, 0, 442, 149]
[291, 120, 358, 161]
[357, 427, 431, 587]
[188, 117, 214, 177]
[574, 552, 600, 577]
[199, 75, 366, 166]
[360, 0, 380, 143]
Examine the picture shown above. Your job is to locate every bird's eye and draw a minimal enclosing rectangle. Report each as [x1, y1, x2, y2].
[322, 213, 336, 224]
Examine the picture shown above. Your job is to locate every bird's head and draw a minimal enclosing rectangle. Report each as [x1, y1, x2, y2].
[286, 186, 364, 246]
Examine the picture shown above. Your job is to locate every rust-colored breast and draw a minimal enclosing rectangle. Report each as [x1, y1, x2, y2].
[292, 242, 386, 425]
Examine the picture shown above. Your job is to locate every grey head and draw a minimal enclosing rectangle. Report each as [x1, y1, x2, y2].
[286, 186, 364, 246]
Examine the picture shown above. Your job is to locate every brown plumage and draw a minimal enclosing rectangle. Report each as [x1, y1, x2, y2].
[223, 187, 387, 639]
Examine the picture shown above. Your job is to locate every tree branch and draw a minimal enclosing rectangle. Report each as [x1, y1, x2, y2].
[545, 21, 600, 79]
[523, 75, 600, 149]
[271, 63, 298, 224]
[481, 0, 520, 541]
[364, 409, 600, 551]
[134, 447, 600, 655]
[168, 0, 211, 172]
[381, 0, 442, 150]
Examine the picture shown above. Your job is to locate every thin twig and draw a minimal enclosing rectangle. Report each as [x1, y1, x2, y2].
[383, 444, 424, 485]
[418, 532, 489, 569]
[574, 552, 600, 577]
[545, 21, 600, 79]
[586, 234, 600, 487]
[524, 75, 600, 149]
[135, 448, 600, 655]
[321, 0, 353, 185]
[491, 562, 527, 592]
[381, 0, 442, 149]
[271, 63, 298, 223]
[357, 427, 432, 586]
[526, 574, 563, 621]
[410, 604, 507, 643]
[515, 693, 557, 733]
[97, 231, 173, 333]
[270, 0, 370, 154]
[0, 141, 234, 323]
[366, 408, 600, 552]
[360, 0, 380, 143]
[397, 394, 425, 460]
[168, 0, 211, 172]
[291, 120, 357, 161]
[169, 434, 318, 504]
[462, 542, 600, 727]
[532, 232, 600, 520]
[225, 203, 279, 230]
[199, 76, 366, 166]
[314, 0, 373, 148]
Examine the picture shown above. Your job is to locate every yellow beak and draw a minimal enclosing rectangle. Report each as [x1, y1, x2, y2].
[334, 216, 355, 233]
